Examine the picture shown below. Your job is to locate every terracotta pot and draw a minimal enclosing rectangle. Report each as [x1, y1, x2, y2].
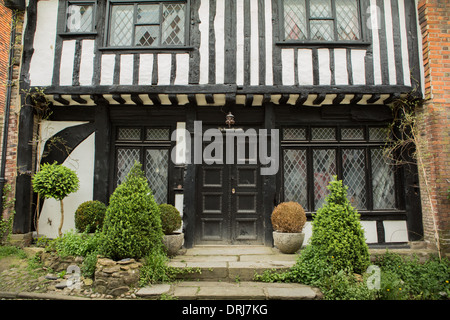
[162, 232, 184, 256]
[273, 231, 305, 254]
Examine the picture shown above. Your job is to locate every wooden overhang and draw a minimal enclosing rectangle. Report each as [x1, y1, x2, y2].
[42, 84, 412, 108]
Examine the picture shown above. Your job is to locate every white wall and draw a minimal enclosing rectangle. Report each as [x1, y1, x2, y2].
[37, 121, 95, 238]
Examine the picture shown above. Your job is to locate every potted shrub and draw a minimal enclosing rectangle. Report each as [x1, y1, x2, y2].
[271, 201, 307, 254]
[159, 203, 183, 256]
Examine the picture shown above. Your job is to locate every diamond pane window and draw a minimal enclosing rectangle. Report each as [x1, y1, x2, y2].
[284, 0, 307, 40]
[343, 149, 367, 209]
[313, 149, 336, 210]
[341, 128, 364, 140]
[118, 128, 141, 140]
[312, 127, 336, 140]
[336, 0, 361, 40]
[66, 4, 94, 33]
[369, 127, 389, 141]
[162, 3, 186, 45]
[371, 149, 396, 209]
[145, 149, 169, 204]
[117, 148, 141, 185]
[108, 1, 186, 47]
[310, 20, 334, 41]
[110, 5, 134, 46]
[137, 4, 160, 24]
[146, 128, 170, 141]
[135, 25, 159, 47]
[284, 149, 308, 207]
[283, 128, 306, 141]
[282, 0, 361, 42]
[310, 0, 332, 18]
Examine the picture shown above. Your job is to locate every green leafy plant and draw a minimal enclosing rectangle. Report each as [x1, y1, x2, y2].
[100, 162, 164, 260]
[74, 200, 107, 233]
[32, 162, 79, 237]
[271, 201, 306, 233]
[159, 204, 182, 235]
[307, 176, 370, 274]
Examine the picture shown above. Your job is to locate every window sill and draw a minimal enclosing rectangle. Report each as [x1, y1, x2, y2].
[59, 32, 98, 38]
[99, 46, 195, 53]
[276, 41, 371, 48]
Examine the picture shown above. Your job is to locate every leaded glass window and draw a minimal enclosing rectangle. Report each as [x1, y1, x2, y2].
[115, 127, 171, 204]
[66, 2, 94, 33]
[282, 126, 398, 213]
[283, 0, 361, 42]
[107, 1, 187, 48]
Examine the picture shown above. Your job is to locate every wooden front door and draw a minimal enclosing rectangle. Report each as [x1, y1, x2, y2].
[195, 129, 264, 245]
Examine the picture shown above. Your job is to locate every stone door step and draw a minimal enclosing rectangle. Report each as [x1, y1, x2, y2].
[168, 246, 298, 281]
[136, 281, 322, 300]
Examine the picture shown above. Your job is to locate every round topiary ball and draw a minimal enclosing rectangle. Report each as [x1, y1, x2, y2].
[159, 204, 182, 235]
[74, 200, 107, 233]
[271, 201, 306, 233]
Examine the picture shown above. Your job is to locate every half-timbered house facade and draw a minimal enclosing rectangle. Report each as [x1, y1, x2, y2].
[13, 0, 425, 248]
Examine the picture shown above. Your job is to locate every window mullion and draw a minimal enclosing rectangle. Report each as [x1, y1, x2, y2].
[159, 2, 163, 46]
[305, 0, 311, 41]
[331, 0, 338, 41]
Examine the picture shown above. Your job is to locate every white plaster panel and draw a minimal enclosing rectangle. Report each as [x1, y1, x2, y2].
[297, 49, 313, 85]
[215, 0, 225, 84]
[175, 54, 190, 85]
[29, 0, 58, 86]
[264, 0, 273, 86]
[59, 40, 76, 86]
[158, 54, 172, 85]
[38, 125, 94, 238]
[100, 54, 115, 85]
[351, 49, 367, 85]
[384, 0, 397, 84]
[120, 54, 134, 85]
[198, 0, 210, 85]
[281, 49, 295, 85]
[318, 49, 331, 85]
[369, 0, 382, 85]
[398, 0, 412, 86]
[334, 49, 348, 85]
[250, 0, 259, 85]
[138, 54, 154, 85]
[236, 0, 244, 86]
[79, 40, 95, 86]
[360, 221, 378, 244]
[384, 221, 409, 243]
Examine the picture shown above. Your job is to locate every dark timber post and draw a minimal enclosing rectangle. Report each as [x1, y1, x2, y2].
[263, 103, 276, 246]
[93, 104, 111, 205]
[183, 105, 197, 248]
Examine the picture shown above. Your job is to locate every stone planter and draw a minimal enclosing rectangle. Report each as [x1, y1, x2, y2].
[162, 232, 184, 256]
[273, 231, 305, 254]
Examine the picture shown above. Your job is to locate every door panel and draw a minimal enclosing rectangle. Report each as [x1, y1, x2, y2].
[196, 131, 263, 245]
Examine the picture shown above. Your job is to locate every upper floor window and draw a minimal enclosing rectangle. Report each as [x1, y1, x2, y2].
[66, 1, 95, 33]
[106, 0, 187, 48]
[282, 0, 361, 42]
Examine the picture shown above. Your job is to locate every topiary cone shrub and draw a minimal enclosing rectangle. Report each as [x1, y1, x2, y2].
[304, 176, 370, 274]
[271, 201, 307, 233]
[159, 204, 182, 235]
[100, 162, 164, 260]
[74, 200, 107, 233]
[32, 162, 79, 237]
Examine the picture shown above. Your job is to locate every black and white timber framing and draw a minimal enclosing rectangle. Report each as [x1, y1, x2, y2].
[14, 0, 424, 247]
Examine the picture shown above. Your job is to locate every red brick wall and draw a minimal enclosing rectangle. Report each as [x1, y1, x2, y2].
[0, 0, 12, 113]
[417, 0, 450, 254]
